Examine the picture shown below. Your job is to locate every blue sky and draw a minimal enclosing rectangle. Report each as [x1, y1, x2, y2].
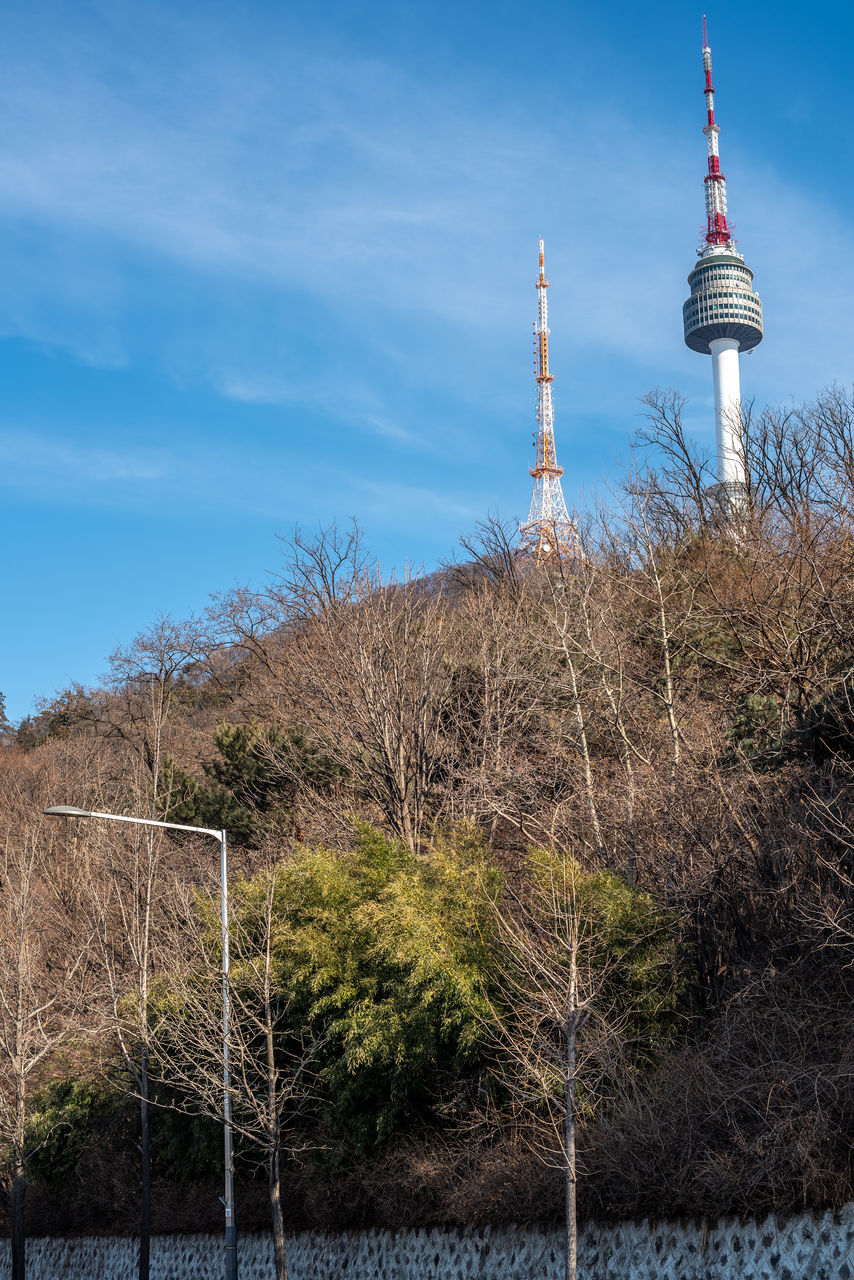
[1, 0, 852, 723]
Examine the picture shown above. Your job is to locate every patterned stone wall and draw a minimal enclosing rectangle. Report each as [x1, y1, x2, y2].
[1, 1204, 852, 1280]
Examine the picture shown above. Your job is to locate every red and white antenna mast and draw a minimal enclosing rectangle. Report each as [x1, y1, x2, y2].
[701, 15, 732, 247]
[519, 239, 578, 563]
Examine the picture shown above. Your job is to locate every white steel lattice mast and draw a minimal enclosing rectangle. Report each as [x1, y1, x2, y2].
[682, 16, 763, 508]
[519, 239, 578, 563]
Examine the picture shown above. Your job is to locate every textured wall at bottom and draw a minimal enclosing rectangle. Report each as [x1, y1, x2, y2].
[1, 1205, 853, 1280]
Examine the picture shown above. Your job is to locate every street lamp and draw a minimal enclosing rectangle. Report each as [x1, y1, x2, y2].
[43, 806, 238, 1280]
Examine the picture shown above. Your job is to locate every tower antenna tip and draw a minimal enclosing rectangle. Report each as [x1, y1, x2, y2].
[702, 14, 709, 47]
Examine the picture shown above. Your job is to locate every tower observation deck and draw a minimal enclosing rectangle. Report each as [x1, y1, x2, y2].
[683, 18, 763, 505]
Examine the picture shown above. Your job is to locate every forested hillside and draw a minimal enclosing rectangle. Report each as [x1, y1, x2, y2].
[3, 389, 854, 1243]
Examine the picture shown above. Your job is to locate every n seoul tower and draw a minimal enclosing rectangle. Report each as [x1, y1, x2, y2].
[683, 17, 763, 506]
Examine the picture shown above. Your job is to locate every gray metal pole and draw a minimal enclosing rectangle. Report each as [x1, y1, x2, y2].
[43, 806, 241, 1278]
[220, 829, 238, 1280]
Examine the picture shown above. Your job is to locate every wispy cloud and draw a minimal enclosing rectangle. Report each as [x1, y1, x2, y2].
[0, 427, 168, 489]
[216, 374, 419, 446]
[0, 7, 699, 372]
[0, 2, 848, 463]
[353, 477, 479, 528]
[1, 0, 851, 730]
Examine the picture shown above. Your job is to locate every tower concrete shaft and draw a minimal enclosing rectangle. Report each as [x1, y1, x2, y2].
[520, 239, 578, 563]
[682, 17, 763, 504]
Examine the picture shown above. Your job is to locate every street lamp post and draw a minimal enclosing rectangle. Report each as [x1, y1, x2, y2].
[43, 805, 238, 1280]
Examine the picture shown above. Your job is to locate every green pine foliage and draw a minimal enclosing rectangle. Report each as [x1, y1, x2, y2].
[25, 1076, 223, 1193]
[24, 1079, 125, 1187]
[161, 720, 346, 844]
[150, 1107, 223, 1184]
[161, 757, 257, 844]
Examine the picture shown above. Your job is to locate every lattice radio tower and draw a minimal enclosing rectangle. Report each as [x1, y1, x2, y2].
[519, 239, 578, 563]
[682, 16, 763, 510]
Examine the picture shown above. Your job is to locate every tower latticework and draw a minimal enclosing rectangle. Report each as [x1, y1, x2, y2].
[519, 239, 578, 563]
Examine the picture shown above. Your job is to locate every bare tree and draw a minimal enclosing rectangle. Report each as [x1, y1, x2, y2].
[543, 568, 606, 857]
[569, 539, 655, 882]
[78, 620, 203, 1280]
[215, 525, 453, 853]
[83, 813, 170, 1280]
[455, 514, 525, 597]
[443, 574, 544, 841]
[637, 389, 717, 535]
[486, 848, 674, 1280]
[153, 855, 315, 1280]
[0, 801, 91, 1280]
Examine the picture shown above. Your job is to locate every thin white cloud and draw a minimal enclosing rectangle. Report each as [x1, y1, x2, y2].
[215, 374, 420, 447]
[352, 477, 479, 526]
[0, 1, 847, 442]
[0, 428, 168, 487]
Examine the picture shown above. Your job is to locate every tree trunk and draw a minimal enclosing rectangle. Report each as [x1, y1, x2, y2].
[265, 902, 288, 1280]
[557, 636, 603, 854]
[11, 1139, 25, 1280]
[564, 1024, 577, 1280]
[269, 1146, 288, 1280]
[139, 1048, 151, 1280]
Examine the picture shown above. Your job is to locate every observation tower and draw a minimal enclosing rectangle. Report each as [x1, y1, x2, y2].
[519, 239, 578, 563]
[683, 17, 763, 507]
